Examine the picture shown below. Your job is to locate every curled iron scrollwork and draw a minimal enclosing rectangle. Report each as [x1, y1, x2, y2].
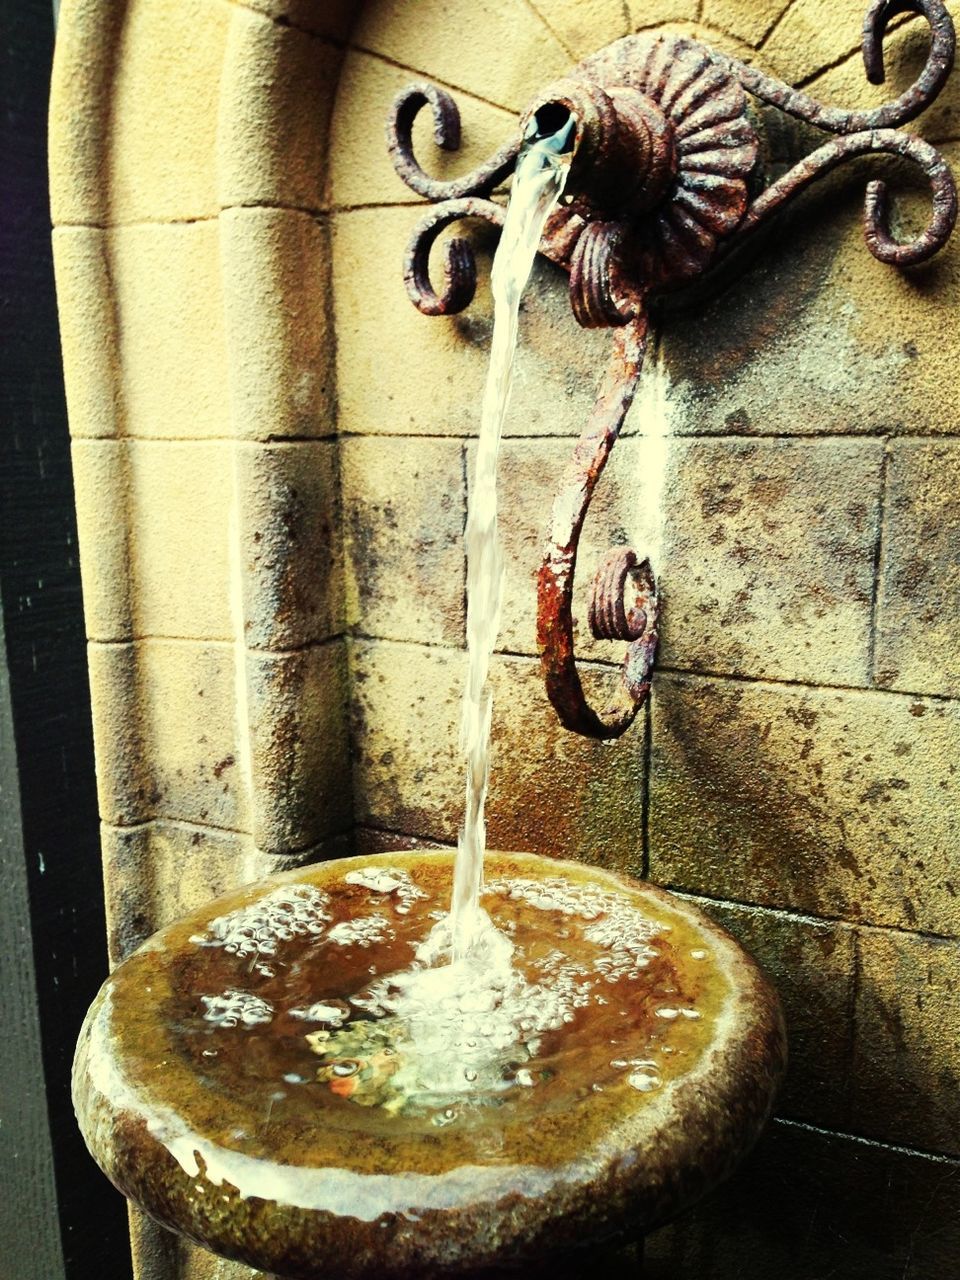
[387, 0, 957, 739]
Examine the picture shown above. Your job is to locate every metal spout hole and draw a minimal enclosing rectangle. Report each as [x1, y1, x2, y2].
[527, 101, 577, 154]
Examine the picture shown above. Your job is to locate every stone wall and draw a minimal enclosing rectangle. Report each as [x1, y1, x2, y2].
[51, 0, 960, 1277]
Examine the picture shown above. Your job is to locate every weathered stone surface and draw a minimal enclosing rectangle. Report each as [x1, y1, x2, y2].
[78, 223, 229, 441]
[125, 441, 233, 641]
[88, 639, 246, 831]
[49, 0, 127, 226]
[52, 228, 125, 438]
[351, 640, 646, 872]
[102, 818, 340, 968]
[654, 437, 882, 684]
[71, 440, 134, 642]
[235, 440, 344, 650]
[802, 16, 960, 143]
[701, 0, 791, 47]
[351, 0, 571, 114]
[625, 0, 699, 30]
[330, 50, 517, 208]
[333, 207, 610, 438]
[101, 820, 248, 966]
[874, 441, 960, 697]
[660, 139, 960, 442]
[218, 5, 342, 212]
[342, 437, 465, 647]
[220, 209, 335, 441]
[233, 0, 356, 41]
[763, 0, 882, 85]
[246, 640, 353, 853]
[493, 434, 881, 686]
[684, 895, 855, 1128]
[527, 0, 628, 58]
[650, 673, 960, 936]
[645, 1119, 960, 1280]
[51, 0, 227, 224]
[852, 929, 960, 1156]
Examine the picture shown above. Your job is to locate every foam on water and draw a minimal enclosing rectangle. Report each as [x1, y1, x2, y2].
[201, 990, 273, 1028]
[182, 854, 704, 1122]
[191, 884, 331, 977]
[286, 866, 699, 1117]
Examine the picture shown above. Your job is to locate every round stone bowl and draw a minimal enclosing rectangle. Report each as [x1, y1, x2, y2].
[73, 850, 786, 1278]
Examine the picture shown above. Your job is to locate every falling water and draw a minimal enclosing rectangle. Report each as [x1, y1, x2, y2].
[628, 335, 672, 575]
[450, 118, 574, 959]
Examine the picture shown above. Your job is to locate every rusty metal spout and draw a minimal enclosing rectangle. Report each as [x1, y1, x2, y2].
[387, 0, 957, 740]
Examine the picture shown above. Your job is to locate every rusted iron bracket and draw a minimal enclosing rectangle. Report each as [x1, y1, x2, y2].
[387, 0, 956, 739]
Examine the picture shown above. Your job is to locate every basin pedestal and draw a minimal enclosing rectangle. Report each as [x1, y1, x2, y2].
[73, 850, 785, 1279]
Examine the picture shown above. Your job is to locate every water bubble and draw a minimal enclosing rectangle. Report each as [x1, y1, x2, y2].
[655, 1007, 680, 1020]
[464, 1069, 478, 1083]
[627, 1067, 662, 1093]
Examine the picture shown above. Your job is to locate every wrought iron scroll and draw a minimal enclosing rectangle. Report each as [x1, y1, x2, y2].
[387, 0, 957, 739]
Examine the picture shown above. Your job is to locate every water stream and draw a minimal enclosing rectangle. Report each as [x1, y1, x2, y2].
[451, 122, 574, 960]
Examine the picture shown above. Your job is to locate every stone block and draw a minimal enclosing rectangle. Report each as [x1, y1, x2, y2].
[333, 206, 610, 436]
[218, 5, 343, 212]
[527, 0, 628, 58]
[106, 223, 230, 440]
[800, 15, 959, 143]
[645, 1119, 960, 1280]
[88, 638, 247, 831]
[101, 817, 339, 967]
[49, 0, 126, 225]
[764, 0, 911, 88]
[246, 639, 353, 853]
[55, 0, 228, 224]
[684, 895, 855, 1127]
[350, 0, 572, 114]
[329, 50, 517, 208]
[650, 673, 960, 936]
[350, 639, 646, 871]
[342, 436, 465, 646]
[52, 228, 124, 439]
[625, 0, 699, 30]
[701, 0, 792, 47]
[656, 436, 882, 684]
[130, 1209, 263, 1280]
[91, 637, 351, 847]
[233, 0, 357, 41]
[493, 434, 882, 686]
[874, 441, 960, 697]
[660, 136, 960, 442]
[852, 928, 960, 1156]
[71, 440, 134, 642]
[126, 440, 234, 641]
[220, 208, 336, 441]
[87, 640, 150, 827]
[101, 820, 247, 965]
[235, 440, 344, 650]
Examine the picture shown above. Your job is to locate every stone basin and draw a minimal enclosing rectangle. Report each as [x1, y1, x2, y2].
[73, 850, 786, 1278]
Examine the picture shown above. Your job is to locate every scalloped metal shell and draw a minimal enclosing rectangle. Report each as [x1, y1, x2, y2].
[577, 34, 760, 286]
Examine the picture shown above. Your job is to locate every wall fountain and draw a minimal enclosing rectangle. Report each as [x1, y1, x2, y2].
[68, 2, 956, 1278]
